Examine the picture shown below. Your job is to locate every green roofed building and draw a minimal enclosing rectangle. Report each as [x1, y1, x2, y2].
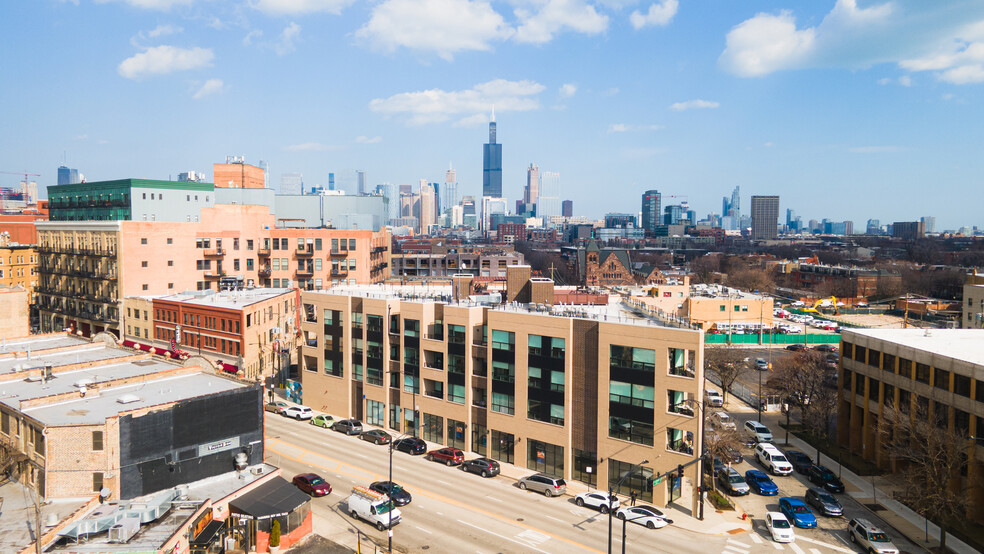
[47, 179, 216, 222]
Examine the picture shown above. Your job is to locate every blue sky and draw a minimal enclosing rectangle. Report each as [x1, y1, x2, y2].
[2, 0, 984, 230]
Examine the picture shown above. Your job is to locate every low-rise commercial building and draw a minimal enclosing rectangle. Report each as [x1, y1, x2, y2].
[963, 271, 984, 329]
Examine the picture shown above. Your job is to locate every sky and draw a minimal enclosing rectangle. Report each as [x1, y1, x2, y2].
[2, 0, 984, 230]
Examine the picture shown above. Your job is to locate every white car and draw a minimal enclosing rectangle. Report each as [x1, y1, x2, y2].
[574, 491, 620, 513]
[282, 405, 314, 420]
[754, 443, 794, 475]
[710, 411, 736, 430]
[766, 512, 795, 543]
[744, 420, 773, 443]
[615, 505, 672, 530]
[705, 389, 724, 408]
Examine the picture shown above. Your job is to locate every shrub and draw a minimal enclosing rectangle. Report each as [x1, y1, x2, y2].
[270, 519, 281, 547]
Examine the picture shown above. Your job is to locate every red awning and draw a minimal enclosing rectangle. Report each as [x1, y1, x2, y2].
[122, 340, 136, 348]
[139, 343, 152, 352]
[221, 363, 239, 374]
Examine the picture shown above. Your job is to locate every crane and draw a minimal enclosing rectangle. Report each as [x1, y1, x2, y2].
[0, 170, 41, 213]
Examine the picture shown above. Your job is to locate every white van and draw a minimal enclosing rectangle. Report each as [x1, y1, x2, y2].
[754, 443, 794, 475]
[348, 486, 402, 531]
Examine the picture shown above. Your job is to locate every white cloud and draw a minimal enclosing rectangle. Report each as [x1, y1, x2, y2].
[369, 79, 545, 125]
[898, 75, 912, 86]
[877, 77, 891, 85]
[719, 9, 817, 77]
[73, 134, 89, 141]
[274, 22, 301, 55]
[878, 75, 913, 86]
[669, 99, 719, 111]
[357, 0, 512, 61]
[630, 0, 678, 30]
[193, 78, 224, 99]
[600, 87, 619, 96]
[284, 142, 342, 152]
[118, 45, 213, 79]
[559, 83, 577, 97]
[763, 141, 774, 147]
[96, 0, 193, 9]
[355, 135, 382, 144]
[243, 29, 263, 46]
[97, 139, 110, 145]
[513, 0, 609, 44]
[250, 0, 354, 15]
[607, 123, 662, 133]
[140, 24, 181, 40]
[608, 123, 630, 133]
[849, 145, 906, 153]
[940, 64, 984, 84]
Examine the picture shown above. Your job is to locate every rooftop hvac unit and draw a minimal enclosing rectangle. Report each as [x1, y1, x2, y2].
[117, 394, 141, 404]
[108, 516, 140, 543]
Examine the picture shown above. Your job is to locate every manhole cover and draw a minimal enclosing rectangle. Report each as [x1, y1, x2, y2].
[864, 503, 885, 511]
[422, 546, 430, 550]
[517, 518, 524, 522]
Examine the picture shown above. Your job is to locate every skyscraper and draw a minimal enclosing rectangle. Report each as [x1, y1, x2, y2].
[921, 216, 936, 234]
[57, 165, 80, 186]
[562, 200, 573, 217]
[750, 195, 780, 240]
[419, 180, 435, 233]
[524, 163, 539, 206]
[442, 163, 458, 215]
[537, 171, 561, 218]
[280, 172, 303, 195]
[483, 107, 502, 198]
[357, 170, 366, 195]
[641, 190, 661, 233]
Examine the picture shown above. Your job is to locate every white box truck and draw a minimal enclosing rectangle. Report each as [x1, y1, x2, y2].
[348, 486, 402, 531]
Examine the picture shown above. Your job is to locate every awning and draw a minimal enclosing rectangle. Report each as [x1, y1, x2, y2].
[221, 362, 239, 374]
[122, 340, 136, 348]
[190, 519, 224, 547]
[228, 477, 310, 521]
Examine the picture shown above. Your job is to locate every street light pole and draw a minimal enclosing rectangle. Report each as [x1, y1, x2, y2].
[607, 459, 648, 554]
[684, 399, 705, 521]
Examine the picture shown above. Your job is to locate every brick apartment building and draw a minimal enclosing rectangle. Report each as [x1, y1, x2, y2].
[576, 241, 665, 288]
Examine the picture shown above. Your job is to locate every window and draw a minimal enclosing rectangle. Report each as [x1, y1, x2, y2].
[141, 261, 148, 267]
[491, 392, 514, 414]
[934, 369, 950, 391]
[93, 472, 104, 492]
[167, 260, 173, 267]
[954, 374, 971, 397]
[449, 383, 466, 404]
[610, 381, 655, 409]
[915, 363, 931, 384]
[610, 345, 655, 372]
[315, 238, 322, 251]
[349, 239, 356, 250]
[167, 238, 173, 245]
[491, 330, 515, 351]
[868, 350, 881, 369]
[141, 238, 148, 245]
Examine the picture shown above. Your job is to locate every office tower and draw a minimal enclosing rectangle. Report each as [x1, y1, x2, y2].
[663, 204, 684, 225]
[378, 183, 400, 222]
[461, 196, 477, 228]
[723, 186, 740, 218]
[641, 190, 661, 233]
[451, 205, 464, 227]
[524, 163, 539, 206]
[538, 171, 561, 218]
[357, 170, 366, 195]
[892, 221, 925, 240]
[328, 173, 335, 191]
[20, 180, 38, 205]
[562, 200, 573, 217]
[481, 197, 508, 231]
[419, 180, 436, 232]
[280, 172, 304, 195]
[785, 209, 798, 232]
[442, 163, 458, 215]
[483, 107, 502, 198]
[921, 216, 935, 234]
[866, 219, 881, 235]
[400, 184, 413, 195]
[57, 165, 81, 186]
[750, 195, 780, 240]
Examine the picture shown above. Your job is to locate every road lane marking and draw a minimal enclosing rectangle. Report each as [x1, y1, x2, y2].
[772, 541, 784, 550]
[797, 536, 854, 553]
[809, 549, 821, 554]
[485, 496, 503, 502]
[727, 539, 750, 548]
[545, 515, 566, 523]
[457, 519, 549, 554]
[437, 480, 452, 486]
[722, 547, 748, 554]
[789, 543, 806, 554]
[749, 534, 763, 544]
[414, 525, 433, 534]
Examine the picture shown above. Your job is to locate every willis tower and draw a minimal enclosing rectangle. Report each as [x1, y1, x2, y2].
[483, 107, 502, 197]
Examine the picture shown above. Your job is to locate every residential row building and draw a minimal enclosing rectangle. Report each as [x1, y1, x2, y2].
[0, 233, 37, 307]
[963, 270, 984, 329]
[297, 281, 705, 510]
[390, 243, 524, 279]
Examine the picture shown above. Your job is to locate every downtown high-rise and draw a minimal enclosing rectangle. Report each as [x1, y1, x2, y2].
[483, 108, 502, 198]
[750, 195, 780, 240]
[641, 190, 661, 233]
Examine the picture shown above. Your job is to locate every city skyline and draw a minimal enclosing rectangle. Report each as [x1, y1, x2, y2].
[3, 1, 984, 229]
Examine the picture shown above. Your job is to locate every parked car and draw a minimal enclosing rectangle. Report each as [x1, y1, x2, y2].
[704, 389, 724, 408]
[264, 401, 289, 414]
[754, 358, 769, 370]
[310, 414, 335, 429]
[705, 457, 726, 476]
[815, 344, 838, 352]
[783, 450, 813, 475]
[360, 429, 391, 445]
[574, 491, 619, 513]
[518, 473, 567, 497]
[778, 497, 817, 529]
[744, 470, 779, 496]
[785, 344, 807, 352]
[462, 457, 500, 478]
[744, 420, 773, 443]
[369, 481, 412, 506]
[393, 437, 427, 455]
[848, 518, 899, 554]
[282, 405, 314, 420]
[754, 443, 794, 475]
[765, 512, 795, 543]
[716, 468, 750, 496]
[808, 464, 845, 493]
[806, 488, 843, 517]
[292, 473, 331, 497]
[427, 447, 464, 466]
[333, 419, 363, 435]
[710, 411, 736, 430]
[721, 446, 744, 464]
[615, 505, 672, 529]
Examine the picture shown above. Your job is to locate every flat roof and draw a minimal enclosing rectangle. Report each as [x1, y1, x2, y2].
[148, 287, 295, 310]
[22, 371, 246, 425]
[842, 329, 984, 367]
[0, 344, 139, 377]
[0, 334, 90, 353]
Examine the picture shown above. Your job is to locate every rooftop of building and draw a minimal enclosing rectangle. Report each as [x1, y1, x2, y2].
[0, 334, 91, 353]
[139, 287, 295, 310]
[0, 342, 135, 377]
[841, 328, 984, 367]
[47, 178, 214, 193]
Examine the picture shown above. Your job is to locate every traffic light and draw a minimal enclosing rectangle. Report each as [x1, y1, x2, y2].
[677, 465, 684, 479]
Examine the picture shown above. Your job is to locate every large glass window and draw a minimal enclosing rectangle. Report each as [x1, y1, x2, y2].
[666, 428, 694, 454]
[404, 408, 418, 435]
[448, 354, 465, 374]
[449, 383, 466, 404]
[527, 440, 564, 478]
[448, 324, 465, 344]
[389, 404, 401, 432]
[472, 424, 488, 456]
[668, 348, 694, 377]
[448, 419, 467, 450]
[404, 319, 419, 338]
[608, 459, 654, 502]
[609, 415, 654, 446]
[572, 449, 598, 487]
[422, 413, 443, 444]
[366, 400, 384, 426]
[492, 360, 514, 383]
[367, 315, 383, 333]
[491, 430, 515, 464]
[491, 392, 515, 415]
[610, 345, 655, 371]
[610, 381, 655, 409]
[491, 330, 515, 351]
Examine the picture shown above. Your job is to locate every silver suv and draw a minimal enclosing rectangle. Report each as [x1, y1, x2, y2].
[518, 473, 567, 497]
[848, 518, 899, 554]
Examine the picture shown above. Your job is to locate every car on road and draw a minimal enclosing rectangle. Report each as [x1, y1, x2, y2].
[310, 414, 335, 429]
[806, 487, 843, 517]
[815, 343, 838, 352]
[755, 443, 794, 475]
[754, 358, 769, 370]
[808, 464, 845, 493]
[360, 429, 391, 445]
[518, 473, 567, 497]
[785, 344, 808, 352]
[743, 420, 773, 443]
[574, 491, 619, 513]
[292, 473, 332, 497]
[332, 419, 363, 435]
[720, 445, 744, 464]
[706, 457, 726, 477]
[369, 481, 412, 506]
[744, 470, 779, 496]
[778, 497, 817, 529]
[462, 457, 500, 478]
[710, 411, 736, 430]
[783, 450, 813, 475]
[281, 405, 314, 420]
[615, 505, 672, 529]
[264, 401, 289, 414]
[717, 468, 750, 496]
[765, 512, 795, 543]
[848, 518, 899, 554]
[427, 447, 464, 466]
[393, 437, 427, 455]
[705, 389, 724, 408]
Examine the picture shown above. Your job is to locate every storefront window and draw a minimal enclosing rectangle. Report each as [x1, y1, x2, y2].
[422, 413, 443, 444]
[608, 459, 654, 502]
[366, 400, 384, 426]
[447, 419, 466, 450]
[490, 430, 515, 464]
[526, 440, 564, 478]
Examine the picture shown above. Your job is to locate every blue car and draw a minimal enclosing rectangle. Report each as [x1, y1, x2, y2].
[744, 470, 779, 496]
[779, 497, 817, 529]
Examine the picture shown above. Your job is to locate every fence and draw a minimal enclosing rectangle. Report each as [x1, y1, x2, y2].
[705, 373, 782, 412]
[705, 333, 839, 345]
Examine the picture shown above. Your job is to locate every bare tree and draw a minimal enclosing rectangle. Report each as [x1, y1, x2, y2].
[726, 267, 777, 294]
[704, 347, 746, 404]
[703, 426, 744, 492]
[878, 404, 980, 552]
[766, 351, 837, 455]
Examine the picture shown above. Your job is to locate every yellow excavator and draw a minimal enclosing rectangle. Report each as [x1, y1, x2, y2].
[802, 296, 840, 315]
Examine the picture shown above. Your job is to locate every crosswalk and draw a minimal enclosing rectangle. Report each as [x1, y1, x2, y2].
[722, 536, 827, 554]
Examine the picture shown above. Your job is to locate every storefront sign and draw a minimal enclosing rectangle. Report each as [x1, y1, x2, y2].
[198, 436, 240, 457]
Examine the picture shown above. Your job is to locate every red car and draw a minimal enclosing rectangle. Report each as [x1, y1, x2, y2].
[292, 473, 332, 497]
[426, 447, 464, 466]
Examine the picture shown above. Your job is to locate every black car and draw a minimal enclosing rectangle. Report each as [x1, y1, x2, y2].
[722, 446, 743, 464]
[369, 481, 412, 506]
[360, 429, 391, 445]
[705, 457, 726, 476]
[808, 464, 845, 493]
[332, 419, 363, 435]
[783, 450, 813, 475]
[786, 344, 808, 351]
[462, 457, 500, 478]
[814, 344, 838, 353]
[806, 487, 843, 517]
[393, 437, 427, 455]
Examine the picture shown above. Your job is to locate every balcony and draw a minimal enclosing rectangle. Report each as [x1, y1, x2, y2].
[258, 268, 271, 278]
[258, 248, 271, 257]
[331, 268, 348, 277]
[296, 266, 314, 276]
[296, 245, 314, 256]
[329, 249, 348, 257]
[203, 248, 225, 257]
[204, 270, 227, 279]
